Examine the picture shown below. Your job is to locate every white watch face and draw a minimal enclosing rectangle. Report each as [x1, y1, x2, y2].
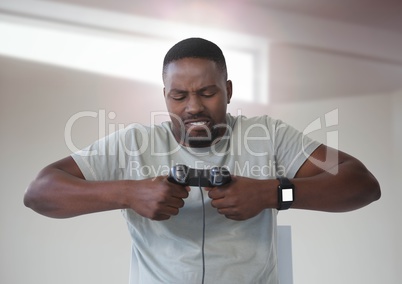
[282, 188, 294, 202]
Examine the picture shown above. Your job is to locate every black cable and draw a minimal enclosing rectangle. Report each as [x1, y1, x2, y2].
[198, 178, 206, 284]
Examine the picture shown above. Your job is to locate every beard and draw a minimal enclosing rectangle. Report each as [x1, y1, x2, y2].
[185, 125, 223, 148]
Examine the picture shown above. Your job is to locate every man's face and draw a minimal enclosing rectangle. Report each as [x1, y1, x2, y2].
[163, 58, 232, 147]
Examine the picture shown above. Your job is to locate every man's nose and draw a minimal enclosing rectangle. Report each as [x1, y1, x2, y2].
[186, 94, 204, 114]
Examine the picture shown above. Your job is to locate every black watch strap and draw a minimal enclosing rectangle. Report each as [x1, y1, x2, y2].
[277, 177, 294, 210]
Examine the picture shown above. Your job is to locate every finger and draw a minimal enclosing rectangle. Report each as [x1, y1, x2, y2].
[161, 195, 185, 209]
[210, 198, 225, 208]
[208, 187, 225, 200]
[152, 214, 171, 221]
[216, 208, 247, 221]
[164, 180, 190, 198]
[169, 197, 185, 208]
[203, 186, 214, 191]
[165, 206, 180, 216]
[224, 214, 244, 221]
[171, 187, 189, 199]
[217, 207, 238, 218]
[157, 203, 180, 217]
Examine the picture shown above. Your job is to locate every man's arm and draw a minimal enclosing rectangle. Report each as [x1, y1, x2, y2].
[291, 144, 381, 211]
[207, 145, 381, 220]
[23, 156, 189, 219]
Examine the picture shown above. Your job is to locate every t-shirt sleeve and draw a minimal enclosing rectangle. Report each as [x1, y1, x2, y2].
[70, 130, 122, 181]
[269, 117, 321, 178]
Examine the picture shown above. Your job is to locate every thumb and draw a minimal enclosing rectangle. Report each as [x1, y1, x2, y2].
[203, 186, 216, 192]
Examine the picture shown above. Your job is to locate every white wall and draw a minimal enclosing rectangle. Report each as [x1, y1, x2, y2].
[1, 1, 401, 284]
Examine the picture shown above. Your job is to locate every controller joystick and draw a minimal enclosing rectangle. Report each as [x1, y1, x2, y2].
[168, 164, 231, 187]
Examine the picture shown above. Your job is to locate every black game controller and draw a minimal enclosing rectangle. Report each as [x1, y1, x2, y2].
[168, 164, 231, 187]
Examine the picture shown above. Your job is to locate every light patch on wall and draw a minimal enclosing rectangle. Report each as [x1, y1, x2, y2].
[0, 17, 168, 85]
[0, 0, 269, 103]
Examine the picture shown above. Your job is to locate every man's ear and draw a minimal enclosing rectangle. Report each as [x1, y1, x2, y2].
[226, 80, 233, 104]
[163, 87, 166, 99]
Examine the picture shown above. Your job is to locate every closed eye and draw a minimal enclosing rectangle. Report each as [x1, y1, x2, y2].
[169, 90, 187, 101]
[197, 86, 218, 97]
[200, 91, 216, 97]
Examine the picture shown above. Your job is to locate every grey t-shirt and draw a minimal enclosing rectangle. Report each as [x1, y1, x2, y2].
[72, 114, 320, 284]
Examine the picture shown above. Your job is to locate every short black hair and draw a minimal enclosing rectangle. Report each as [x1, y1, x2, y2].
[162, 37, 227, 79]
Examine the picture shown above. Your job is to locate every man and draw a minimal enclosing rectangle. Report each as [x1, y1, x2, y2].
[24, 38, 381, 283]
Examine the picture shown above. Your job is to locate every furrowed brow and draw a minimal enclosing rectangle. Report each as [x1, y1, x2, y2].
[198, 85, 218, 92]
[169, 89, 188, 95]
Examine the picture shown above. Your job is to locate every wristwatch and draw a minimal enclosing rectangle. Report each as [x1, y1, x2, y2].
[277, 177, 294, 210]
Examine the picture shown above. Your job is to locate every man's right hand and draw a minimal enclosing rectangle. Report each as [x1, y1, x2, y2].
[124, 176, 190, 221]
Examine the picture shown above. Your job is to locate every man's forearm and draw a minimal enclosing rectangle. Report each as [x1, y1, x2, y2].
[290, 158, 381, 212]
[24, 167, 128, 218]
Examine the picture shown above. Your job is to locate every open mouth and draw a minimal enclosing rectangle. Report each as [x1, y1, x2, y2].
[184, 119, 211, 132]
[188, 121, 208, 126]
